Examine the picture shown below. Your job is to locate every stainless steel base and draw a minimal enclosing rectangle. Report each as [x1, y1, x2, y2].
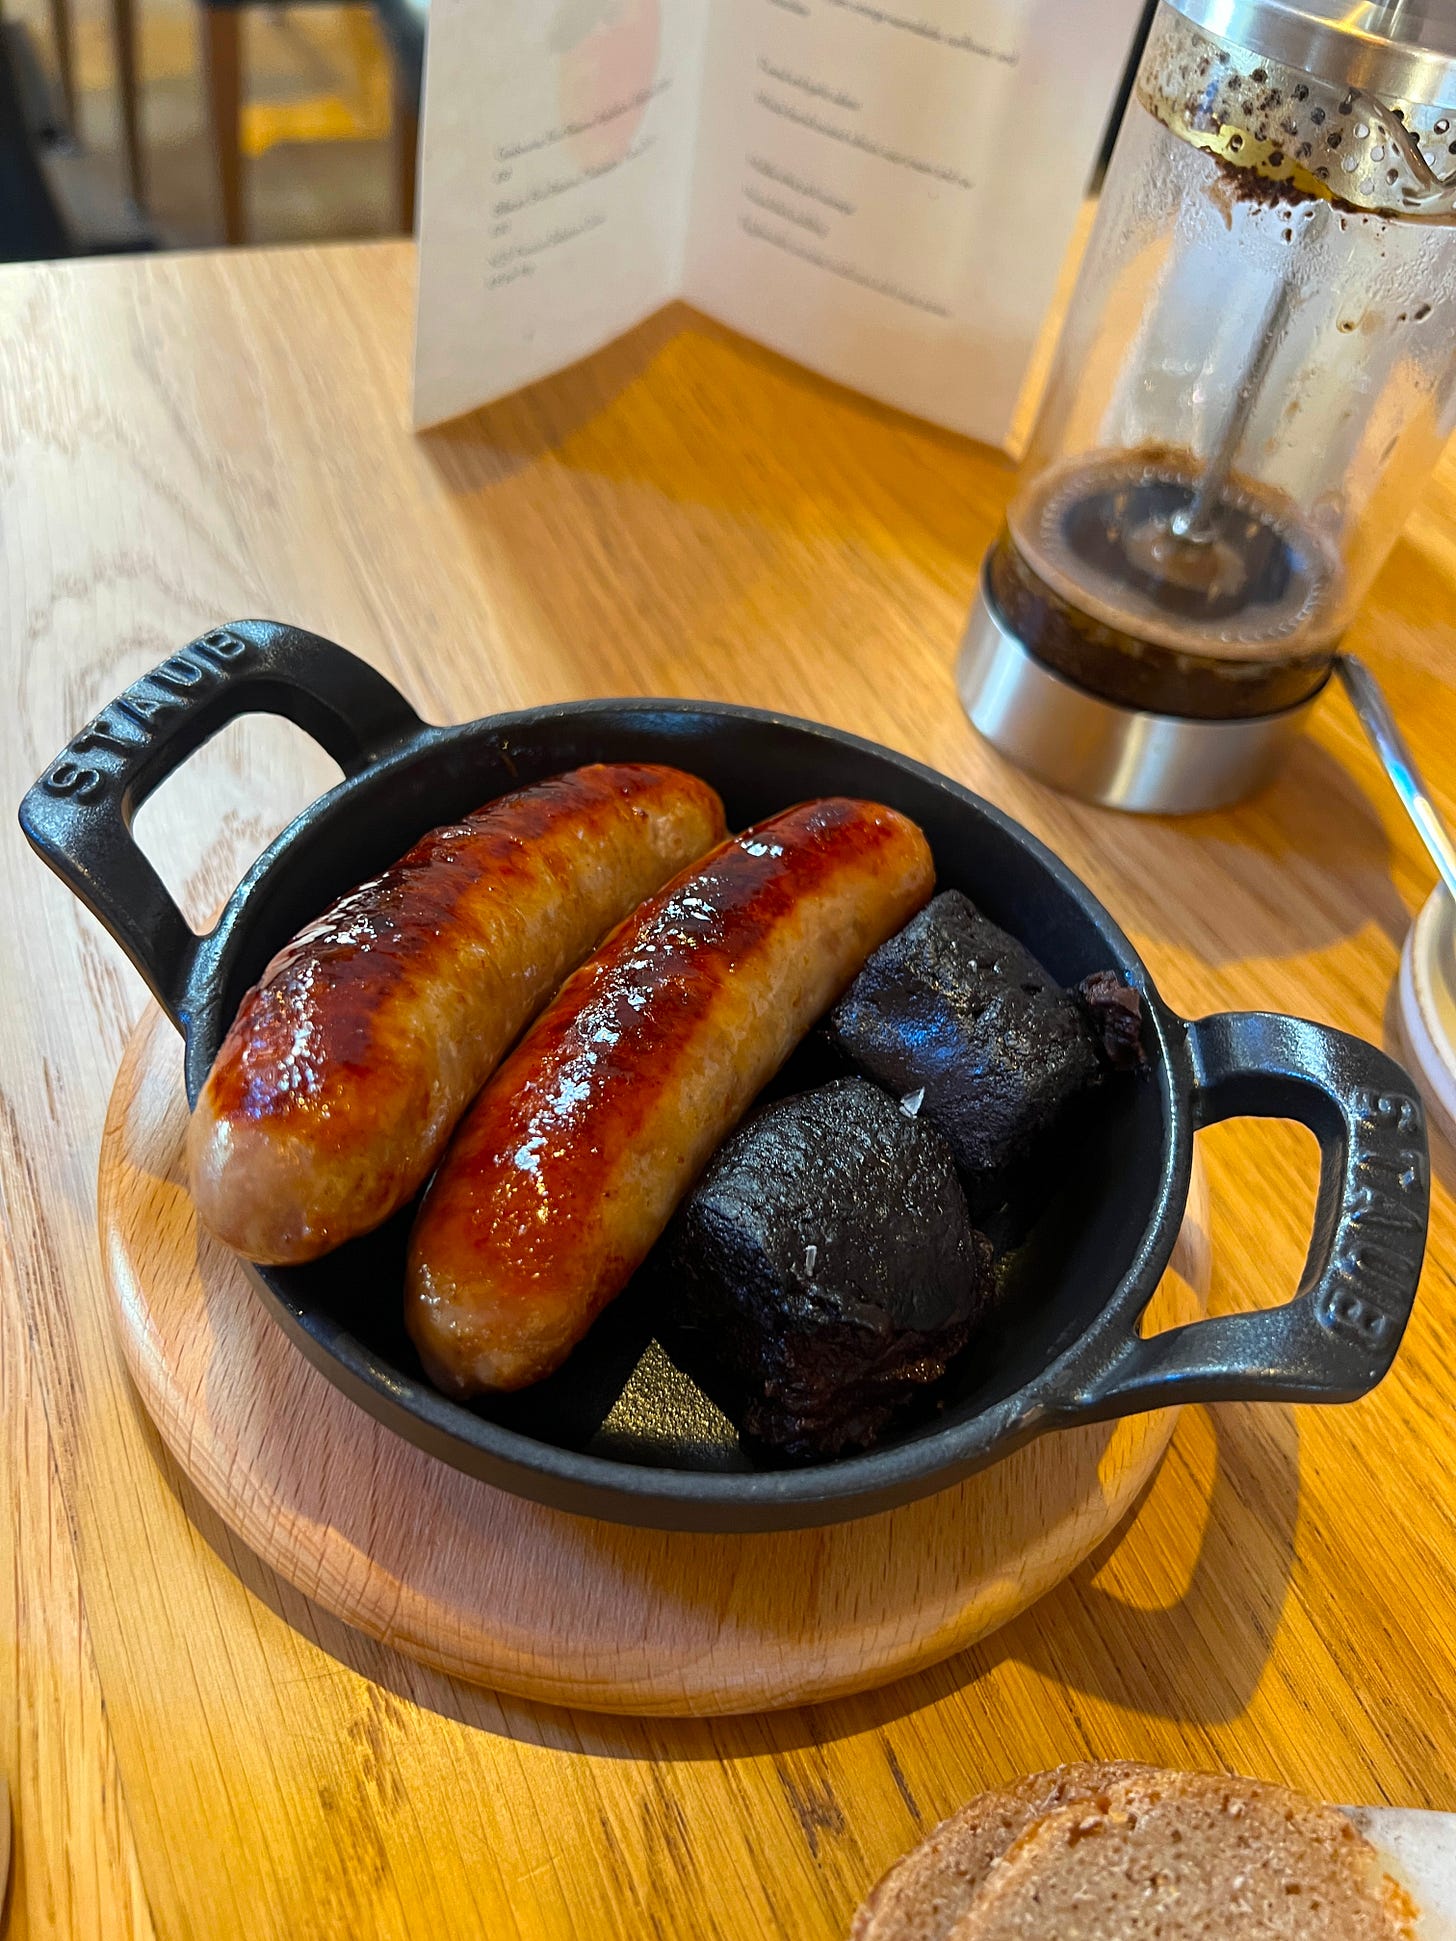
[956, 561, 1321, 816]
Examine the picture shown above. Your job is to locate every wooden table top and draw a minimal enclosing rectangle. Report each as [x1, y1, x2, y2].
[3, 239, 1456, 1941]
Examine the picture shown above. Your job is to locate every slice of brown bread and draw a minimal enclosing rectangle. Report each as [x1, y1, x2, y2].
[851, 1764, 1158, 1941]
[947, 1768, 1418, 1940]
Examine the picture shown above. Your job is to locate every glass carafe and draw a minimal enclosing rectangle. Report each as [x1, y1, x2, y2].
[960, 0, 1456, 812]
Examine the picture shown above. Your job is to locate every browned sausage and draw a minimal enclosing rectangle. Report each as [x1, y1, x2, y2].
[406, 797, 935, 1397]
[188, 764, 726, 1263]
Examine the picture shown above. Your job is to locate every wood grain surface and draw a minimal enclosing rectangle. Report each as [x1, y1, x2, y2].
[1, 240, 1455, 1939]
[98, 1008, 1210, 1716]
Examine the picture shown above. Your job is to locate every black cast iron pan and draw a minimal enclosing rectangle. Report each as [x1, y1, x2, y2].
[19, 622, 1432, 1531]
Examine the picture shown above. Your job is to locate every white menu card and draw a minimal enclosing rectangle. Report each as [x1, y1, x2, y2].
[413, 0, 1145, 446]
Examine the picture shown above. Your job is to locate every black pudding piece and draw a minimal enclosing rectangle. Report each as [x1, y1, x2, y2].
[663, 1078, 993, 1461]
[832, 890, 1144, 1214]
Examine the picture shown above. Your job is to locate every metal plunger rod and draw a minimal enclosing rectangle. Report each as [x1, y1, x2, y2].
[1171, 276, 1294, 545]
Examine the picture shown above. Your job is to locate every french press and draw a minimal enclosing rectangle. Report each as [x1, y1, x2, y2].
[960, 0, 1456, 812]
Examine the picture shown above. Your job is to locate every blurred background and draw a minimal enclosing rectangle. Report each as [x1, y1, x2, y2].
[0, 0, 1160, 264]
[0, 0, 424, 256]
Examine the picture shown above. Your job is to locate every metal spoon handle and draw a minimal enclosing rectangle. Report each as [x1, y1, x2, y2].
[1338, 653, 1456, 905]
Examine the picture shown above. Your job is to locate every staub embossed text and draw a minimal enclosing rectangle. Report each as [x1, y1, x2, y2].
[42, 630, 252, 804]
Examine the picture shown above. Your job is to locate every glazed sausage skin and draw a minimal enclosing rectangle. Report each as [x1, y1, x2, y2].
[188, 764, 726, 1264]
[407, 797, 935, 1397]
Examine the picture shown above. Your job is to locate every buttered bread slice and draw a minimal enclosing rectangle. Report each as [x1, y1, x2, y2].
[852, 1765, 1157, 1941]
[853, 1767, 1421, 1940]
[947, 1769, 1417, 1940]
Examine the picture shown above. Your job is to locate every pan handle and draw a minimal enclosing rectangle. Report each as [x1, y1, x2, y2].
[1068, 1011, 1428, 1418]
[18, 620, 426, 1031]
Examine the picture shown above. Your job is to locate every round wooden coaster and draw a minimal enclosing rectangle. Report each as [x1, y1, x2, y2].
[99, 1009, 1211, 1717]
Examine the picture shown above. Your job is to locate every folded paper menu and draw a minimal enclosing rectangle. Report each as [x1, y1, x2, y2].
[413, 0, 1145, 444]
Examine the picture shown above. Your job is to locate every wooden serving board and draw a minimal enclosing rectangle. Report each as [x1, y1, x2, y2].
[98, 1007, 1212, 1718]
